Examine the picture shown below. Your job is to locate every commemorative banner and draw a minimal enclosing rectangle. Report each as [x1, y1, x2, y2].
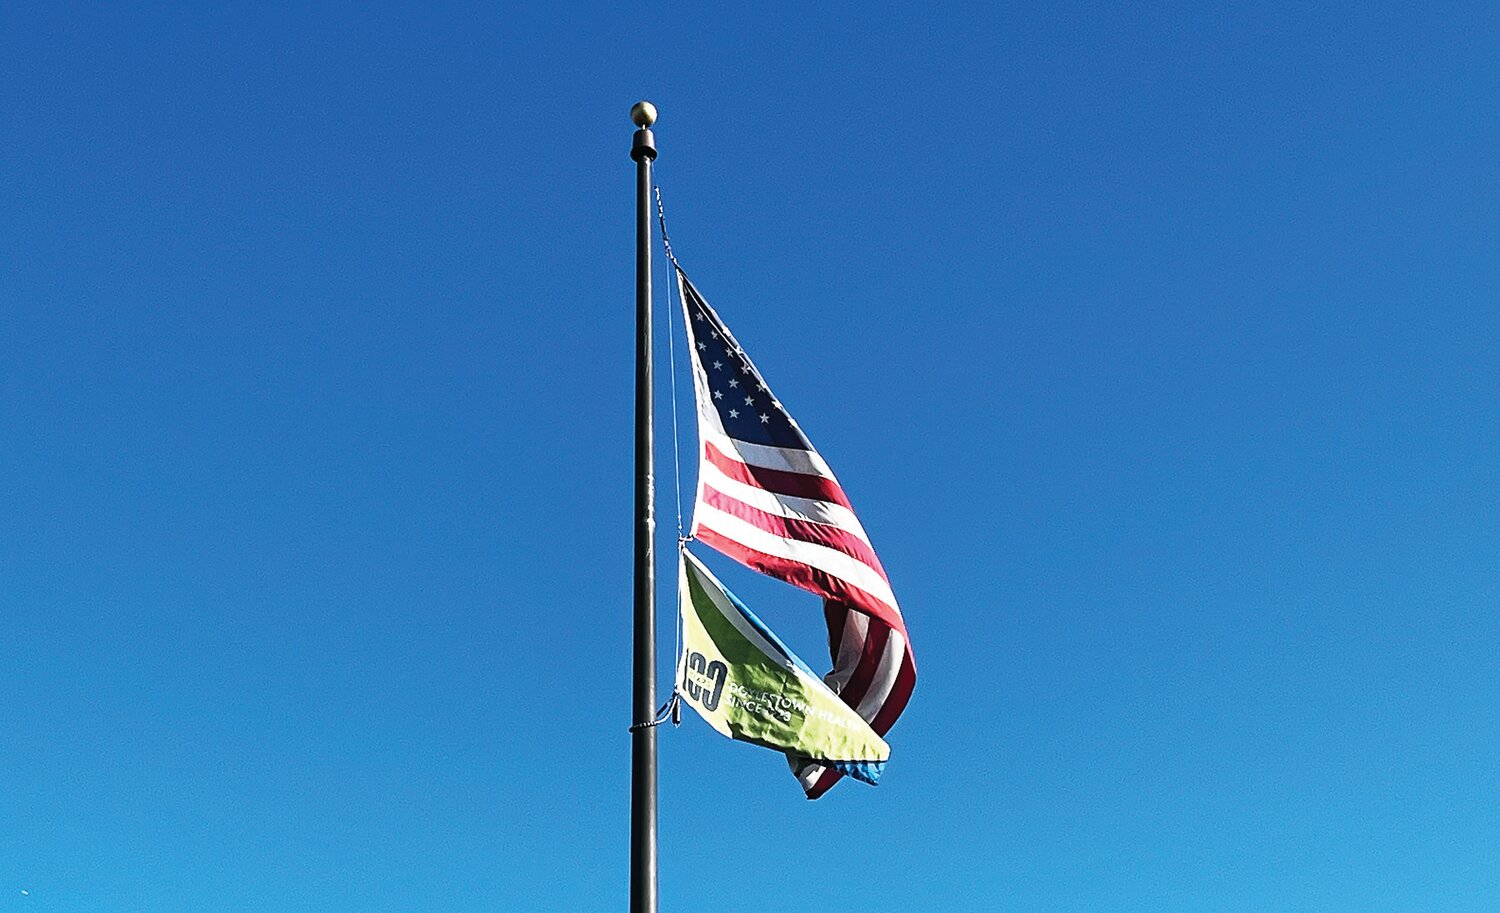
[676, 550, 890, 786]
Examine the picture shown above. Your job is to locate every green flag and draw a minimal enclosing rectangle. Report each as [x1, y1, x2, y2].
[676, 549, 890, 785]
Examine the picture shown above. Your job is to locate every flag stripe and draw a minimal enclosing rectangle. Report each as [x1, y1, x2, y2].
[698, 458, 872, 545]
[693, 518, 904, 634]
[703, 428, 835, 478]
[869, 651, 917, 733]
[822, 606, 869, 693]
[704, 440, 853, 511]
[701, 484, 888, 579]
[831, 619, 892, 714]
[825, 602, 851, 661]
[804, 767, 842, 799]
[852, 631, 908, 720]
[694, 502, 898, 618]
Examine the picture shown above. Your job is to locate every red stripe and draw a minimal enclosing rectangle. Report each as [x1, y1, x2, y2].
[831, 617, 891, 714]
[823, 601, 849, 662]
[869, 652, 917, 735]
[694, 527, 906, 636]
[803, 766, 843, 799]
[801, 611, 917, 801]
[799, 616, 892, 801]
[704, 440, 852, 510]
[701, 484, 889, 580]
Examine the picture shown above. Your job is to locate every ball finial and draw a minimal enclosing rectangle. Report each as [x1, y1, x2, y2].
[630, 101, 658, 128]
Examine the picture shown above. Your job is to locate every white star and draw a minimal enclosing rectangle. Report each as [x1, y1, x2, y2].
[741, 362, 752, 374]
[728, 409, 739, 418]
[695, 312, 705, 322]
[712, 360, 723, 371]
[696, 341, 707, 350]
[759, 413, 770, 423]
[711, 330, 720, 339]
[756, 381, 767, 391]
[744, 395, 754, 406]
[713, 390, 723, 400]
[728, 378, 739, 388]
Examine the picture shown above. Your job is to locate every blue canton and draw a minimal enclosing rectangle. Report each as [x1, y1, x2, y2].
[682, 276, 813, 451]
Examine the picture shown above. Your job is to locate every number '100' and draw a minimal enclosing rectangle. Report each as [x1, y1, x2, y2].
[683, 651, 727, 711]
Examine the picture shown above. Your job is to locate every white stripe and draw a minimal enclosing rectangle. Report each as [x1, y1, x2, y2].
[825, 611, 869, 692]
[696, 459, 871, 547]
[695, 503, 902, 618]
[852, 631, 907, 720]
[703, 428, 835, 479]
[794, 760, 823, 790]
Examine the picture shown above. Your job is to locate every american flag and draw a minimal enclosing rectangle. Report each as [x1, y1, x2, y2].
[676, 269, 916, 799]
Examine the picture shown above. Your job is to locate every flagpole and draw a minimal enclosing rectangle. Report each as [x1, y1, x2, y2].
[628, 99, 659, 913]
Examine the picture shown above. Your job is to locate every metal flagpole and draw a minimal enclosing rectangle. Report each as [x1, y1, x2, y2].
[628, 99, 659, 913]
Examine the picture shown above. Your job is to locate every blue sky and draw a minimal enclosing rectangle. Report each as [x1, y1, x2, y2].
[3, 2, 1498, 911]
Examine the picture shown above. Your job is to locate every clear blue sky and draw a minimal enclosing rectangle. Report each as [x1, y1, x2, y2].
[3, 2, 1498, 911]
